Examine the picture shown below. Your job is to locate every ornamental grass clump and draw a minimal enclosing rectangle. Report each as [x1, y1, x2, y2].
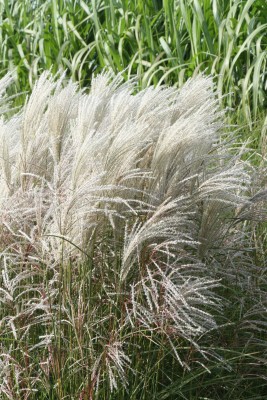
[0, 72, 266, 399]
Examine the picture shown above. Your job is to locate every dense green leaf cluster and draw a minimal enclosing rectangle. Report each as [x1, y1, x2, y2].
[0, 0, 266, 127]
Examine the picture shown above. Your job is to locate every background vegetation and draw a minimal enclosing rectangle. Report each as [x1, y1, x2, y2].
[0, 0, 266, 399]
[0, 0, 266, 129]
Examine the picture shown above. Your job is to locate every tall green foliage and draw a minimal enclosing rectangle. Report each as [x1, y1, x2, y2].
[0, 0, 266, 127]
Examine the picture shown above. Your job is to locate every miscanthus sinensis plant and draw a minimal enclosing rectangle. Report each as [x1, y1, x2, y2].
[0, 71, 266, 399]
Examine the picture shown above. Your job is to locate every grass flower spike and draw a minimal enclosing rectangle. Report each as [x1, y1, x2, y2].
[0, 71, 266, 399]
